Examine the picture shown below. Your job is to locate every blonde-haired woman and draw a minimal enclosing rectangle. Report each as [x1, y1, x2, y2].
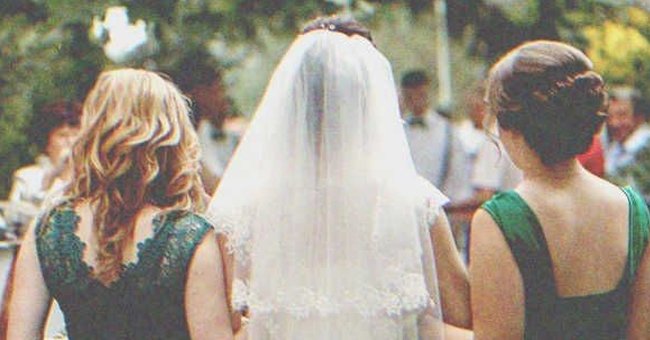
[8, 69, 233, 339]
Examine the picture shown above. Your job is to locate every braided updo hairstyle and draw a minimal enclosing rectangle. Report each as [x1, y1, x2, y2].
[486, 40, 608, 166]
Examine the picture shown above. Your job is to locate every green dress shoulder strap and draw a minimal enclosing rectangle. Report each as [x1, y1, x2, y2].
[480, 191, 556, 300]
[479, 187, 650, 340]
[623, 186, 650, 278]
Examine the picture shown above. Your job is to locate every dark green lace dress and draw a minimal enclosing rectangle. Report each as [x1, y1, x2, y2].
[34, 202, 213, 340]
[481, 187, 650, 339]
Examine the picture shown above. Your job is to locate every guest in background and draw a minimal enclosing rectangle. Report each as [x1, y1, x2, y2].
[604, 87, 650, 177]
[470, 132, 522, 203]
[459, 83, 522, 203]
[6, 102, 81, 235]
[171, 51, 240, 195]
[457, 83, 489, 161]
[450, 85, 522, 261]
[401, 70, 472, 203]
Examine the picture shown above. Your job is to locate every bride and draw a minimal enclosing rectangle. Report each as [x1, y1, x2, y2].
[207, 16, 470, 339]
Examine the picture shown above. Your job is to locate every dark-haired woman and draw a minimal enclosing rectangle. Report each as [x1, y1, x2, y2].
[470, 40, 650, 339]
[6, 102, 81, 234]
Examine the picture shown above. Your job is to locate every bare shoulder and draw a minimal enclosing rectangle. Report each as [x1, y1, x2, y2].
[470, 208, 520, 276]
[526, 174, 629, 215]
[470, 208, 525, 338]
[190, 228, 219, 264]
[471, 209, 507, 250]
[579, 175, 629, 209]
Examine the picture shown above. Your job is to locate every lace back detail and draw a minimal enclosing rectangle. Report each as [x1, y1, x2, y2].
[34, 204, 214, 339]
[232, 274, 432, 320]
[35, 201, 91, 290]
[36, 205, 213, 286]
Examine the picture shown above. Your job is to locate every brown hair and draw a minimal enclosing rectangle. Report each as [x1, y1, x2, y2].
[401, 69, 431, 89]
[302, 16, 373, 44]
[32, 101, 82, 151]
[486, 40, 607, 165]
[69, 69, 206, 285]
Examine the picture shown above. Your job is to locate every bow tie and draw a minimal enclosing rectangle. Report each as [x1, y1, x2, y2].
[407, 116, 428, 128]
[210, 128, 226, 141]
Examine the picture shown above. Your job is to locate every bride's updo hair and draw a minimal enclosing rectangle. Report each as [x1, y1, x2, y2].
[486, 40, 608, 166]
[302, 16, 373, 43]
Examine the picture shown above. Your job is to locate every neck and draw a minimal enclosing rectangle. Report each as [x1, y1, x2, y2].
[521, 159, 584, 187]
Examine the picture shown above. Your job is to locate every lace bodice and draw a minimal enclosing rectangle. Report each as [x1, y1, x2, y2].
[35, 202, 213, 340]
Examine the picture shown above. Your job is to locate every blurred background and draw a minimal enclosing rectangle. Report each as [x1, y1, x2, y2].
[1, 0, 650, 198]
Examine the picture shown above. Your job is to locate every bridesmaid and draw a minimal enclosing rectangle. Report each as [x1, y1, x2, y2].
[8, 69, 233, 339]
[470, 41, 650, 339]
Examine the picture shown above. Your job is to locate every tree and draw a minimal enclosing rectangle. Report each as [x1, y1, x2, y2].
[0, 0, 342, 197]
[0, 0, 643, 197]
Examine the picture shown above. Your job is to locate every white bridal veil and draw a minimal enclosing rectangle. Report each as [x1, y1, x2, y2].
[206, 29, 448, 339]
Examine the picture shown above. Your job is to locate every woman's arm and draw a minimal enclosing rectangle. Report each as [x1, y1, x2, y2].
[186, 229, 233, 340]
[628, 236, 650, 339]
[217, 234, 243, 334]
[469, 209, 524, 340]
[430, 212, 471, 328]
[7, 224, 51, 340]
[444, 323, 474, 339]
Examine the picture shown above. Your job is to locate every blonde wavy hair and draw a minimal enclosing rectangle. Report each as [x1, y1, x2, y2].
[69, 68, 206, 285]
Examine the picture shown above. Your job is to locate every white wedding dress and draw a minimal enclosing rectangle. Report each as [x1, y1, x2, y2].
[207, 29, 448, 339]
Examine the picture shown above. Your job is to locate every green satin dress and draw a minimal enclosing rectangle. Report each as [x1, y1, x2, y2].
[481, 187, 649, 340]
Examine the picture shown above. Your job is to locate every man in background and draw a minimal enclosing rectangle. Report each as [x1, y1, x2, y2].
[401, 69, 472, 203]
[456, 83, 488, 163]
[7, 102, 81, 234]
[171, 50, 241, 195]
[604, 87, 650, 177]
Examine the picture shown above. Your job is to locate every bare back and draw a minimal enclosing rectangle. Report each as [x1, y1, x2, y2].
[516, 171, 630, 297]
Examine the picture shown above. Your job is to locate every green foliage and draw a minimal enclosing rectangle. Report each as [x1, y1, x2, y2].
[568, 2, 650, 199]
[574, 4, 650, 101]
[0, 6, 106, 197]
[0, 0, 342, 198]
[2, 0, 642, 199]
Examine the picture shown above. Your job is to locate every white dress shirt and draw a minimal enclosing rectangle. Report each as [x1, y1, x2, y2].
[456, 119, 486, 159]
[471, 139, 522, 192]
[6, 155, 54, 228]
[404, 110, 472, 202]
[605, 123, 650, 176]
[9, 155, 52, 205]
[197, 120, 240, 178]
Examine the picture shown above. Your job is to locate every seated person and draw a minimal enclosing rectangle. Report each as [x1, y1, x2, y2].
[604, 87, 650, 176]
[6, 102, 81, 234]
